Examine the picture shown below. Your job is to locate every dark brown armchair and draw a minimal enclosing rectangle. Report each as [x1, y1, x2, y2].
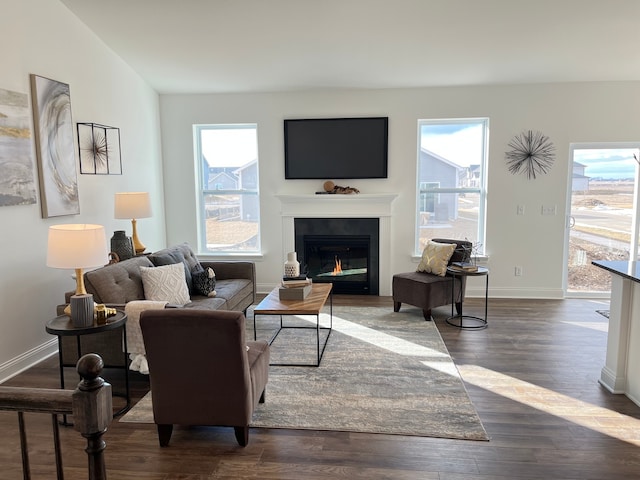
[392, 239, 472, 321]
[140, 309, 269, 447]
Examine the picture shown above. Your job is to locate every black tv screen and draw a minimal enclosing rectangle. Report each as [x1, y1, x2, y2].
[284, 117, 388, 179]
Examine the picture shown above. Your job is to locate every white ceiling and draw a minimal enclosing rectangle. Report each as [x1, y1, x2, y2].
[60, 0, 640, 94]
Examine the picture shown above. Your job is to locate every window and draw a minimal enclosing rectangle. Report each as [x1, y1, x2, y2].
[416, 119, 488, 256]
[194, 124, 260, 254]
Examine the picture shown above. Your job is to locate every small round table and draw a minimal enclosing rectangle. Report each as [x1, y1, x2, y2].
[46, 311, 130, 420]
[445, 266, 489, 329]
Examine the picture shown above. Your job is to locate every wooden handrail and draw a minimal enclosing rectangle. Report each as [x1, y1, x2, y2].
[0, 353, 112, 480]
[0, 386, 73, 413]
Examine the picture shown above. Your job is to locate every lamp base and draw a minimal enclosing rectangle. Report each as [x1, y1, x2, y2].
[131, 218, 146, 255]
[70, 294, 94, 327]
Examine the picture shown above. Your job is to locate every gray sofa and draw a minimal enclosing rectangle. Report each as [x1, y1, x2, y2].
[78, 243, 255, 312]
[57, 243, 256, 366]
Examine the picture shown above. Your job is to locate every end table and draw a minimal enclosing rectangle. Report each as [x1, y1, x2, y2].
[445, 266, 489, 329]
[46, 310, 130, 422]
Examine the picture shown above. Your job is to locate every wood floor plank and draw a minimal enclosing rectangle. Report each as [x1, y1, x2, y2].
[2, 297, 640, 479]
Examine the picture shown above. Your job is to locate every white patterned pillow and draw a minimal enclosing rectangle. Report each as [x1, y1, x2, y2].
[417, 240, 457, 276]
[140, 263, 190, 305]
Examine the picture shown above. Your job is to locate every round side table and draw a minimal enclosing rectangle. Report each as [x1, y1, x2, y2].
[46, 311, 130, 421]
[445, 266, 489, 329]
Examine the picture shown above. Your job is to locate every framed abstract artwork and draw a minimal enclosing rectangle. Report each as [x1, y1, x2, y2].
[0, 87, 37, 207]
[30, 74, 79, 218]
[77, 122, 122, 174]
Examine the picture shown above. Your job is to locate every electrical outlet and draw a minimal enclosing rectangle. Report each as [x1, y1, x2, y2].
[517, 204, 525, 215]
[515, 266, 523, 276]
[541, 205, 557, 215]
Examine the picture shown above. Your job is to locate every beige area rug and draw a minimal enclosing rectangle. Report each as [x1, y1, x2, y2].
[121, 305, 489, 441]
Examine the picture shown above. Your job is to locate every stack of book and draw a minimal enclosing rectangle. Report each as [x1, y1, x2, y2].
[449, 261, 478, 272]
[279, 275, 312, 300]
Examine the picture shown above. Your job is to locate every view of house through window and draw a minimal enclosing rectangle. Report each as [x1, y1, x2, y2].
[416, 119, 488, 256]
[194, 124, 260, 253]
[566, 145, 640, 294]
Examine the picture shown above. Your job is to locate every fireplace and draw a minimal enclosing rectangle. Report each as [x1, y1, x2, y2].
[277, 193, 396, 296]
[294, 218, 379, 295]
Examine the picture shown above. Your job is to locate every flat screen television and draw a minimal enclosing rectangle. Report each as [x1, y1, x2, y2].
[284, 117, 388, 179]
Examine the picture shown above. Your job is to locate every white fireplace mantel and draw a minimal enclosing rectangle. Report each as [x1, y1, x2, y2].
[276, 193, 398, 295]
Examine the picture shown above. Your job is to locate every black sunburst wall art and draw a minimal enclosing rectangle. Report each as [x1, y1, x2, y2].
[77, 122, 122, 175]
[505, 130, 555, 180]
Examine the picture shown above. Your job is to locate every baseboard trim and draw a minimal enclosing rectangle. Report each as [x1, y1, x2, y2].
[0, 339, 58, 384]
[599, 366, 626, 395]
[479, 287, 565, 299]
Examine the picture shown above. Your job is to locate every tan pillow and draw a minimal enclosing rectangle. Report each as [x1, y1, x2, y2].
[140, 262, 190, 305]
[417, 240, 457, 276]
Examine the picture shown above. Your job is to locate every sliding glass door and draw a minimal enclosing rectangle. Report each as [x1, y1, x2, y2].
[565, 144, 640, 296]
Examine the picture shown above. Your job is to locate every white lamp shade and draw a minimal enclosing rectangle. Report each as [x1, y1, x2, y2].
[114, 192, 152, 219]
[47, 224, 108, 269]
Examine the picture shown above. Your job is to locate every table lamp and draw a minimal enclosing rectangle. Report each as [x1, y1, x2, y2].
[114, 192, 152, 255]
[47, 224, 108, 326]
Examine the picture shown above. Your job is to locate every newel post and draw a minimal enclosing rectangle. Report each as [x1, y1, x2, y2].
[72, 353, 113, 480]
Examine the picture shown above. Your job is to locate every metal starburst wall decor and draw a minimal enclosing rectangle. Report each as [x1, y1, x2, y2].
[505, 130, 555, 180]
[77, 122, 122, 175]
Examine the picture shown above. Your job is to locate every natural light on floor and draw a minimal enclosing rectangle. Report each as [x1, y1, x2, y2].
[561, 320, 609, 333]
[325, 313, 450, 359]
[300, 313, 640, 446]
[458, 364, 640, 447]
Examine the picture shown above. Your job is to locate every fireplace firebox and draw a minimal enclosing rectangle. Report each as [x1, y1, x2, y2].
[294, 218, 379, 295]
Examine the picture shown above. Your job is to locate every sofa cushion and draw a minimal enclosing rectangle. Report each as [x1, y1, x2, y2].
[182, 296, 228, 310]
[214, 278, 254, 311]
[417, 240, 457, 276]
[84, 255, 154, 303]
[140, 263, 190, 305]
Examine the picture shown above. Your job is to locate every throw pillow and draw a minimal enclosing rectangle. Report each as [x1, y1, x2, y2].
[148, 249, 194, 294]
[191, 264, 217, 297]
[140, 263, 190, 305]
[417, 240, 457, 276]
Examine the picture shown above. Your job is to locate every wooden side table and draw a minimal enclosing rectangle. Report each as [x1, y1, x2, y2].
[46, 311, 130, 421]
[445, 266, 489, 329]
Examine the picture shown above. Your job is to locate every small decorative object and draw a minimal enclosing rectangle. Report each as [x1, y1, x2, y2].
[110, 230, 134, 261]
[284, 251, 300, 278]
[505, 130, 555, 180]
[70, 294, 94, 327]
[279, 284, 312, 300]
[321, 180, 360, 194]
[77, 122, 122, 174]
[30, 74, 79, 218]
[95, 303, 107, 325]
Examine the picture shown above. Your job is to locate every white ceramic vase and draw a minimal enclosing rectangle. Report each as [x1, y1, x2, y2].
[284, 251, 300, 278]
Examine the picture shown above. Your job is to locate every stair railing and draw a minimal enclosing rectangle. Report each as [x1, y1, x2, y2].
[0, 353, 112, 480]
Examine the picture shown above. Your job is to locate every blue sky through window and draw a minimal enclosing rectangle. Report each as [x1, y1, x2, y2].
[574, 148, 638, 180]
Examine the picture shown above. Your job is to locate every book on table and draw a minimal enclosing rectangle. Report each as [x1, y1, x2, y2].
[450, 261, 478, 272]
[281, 276, 312, 288]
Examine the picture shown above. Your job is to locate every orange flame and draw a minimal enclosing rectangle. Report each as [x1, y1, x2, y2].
[332, 256, 342, 275]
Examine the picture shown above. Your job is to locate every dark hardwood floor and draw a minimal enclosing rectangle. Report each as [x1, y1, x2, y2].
[2, 296, 640, 479]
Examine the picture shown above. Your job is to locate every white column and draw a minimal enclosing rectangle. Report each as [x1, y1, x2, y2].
[599, 274, 632, 393]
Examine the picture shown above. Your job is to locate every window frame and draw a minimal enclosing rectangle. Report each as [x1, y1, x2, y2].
[193, 123, 261, 255]
[415, 118, 489, 257]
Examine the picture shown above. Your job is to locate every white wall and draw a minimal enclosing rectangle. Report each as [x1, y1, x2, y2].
[0, 0, 165, 380]
[160, 83, 640, 297]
